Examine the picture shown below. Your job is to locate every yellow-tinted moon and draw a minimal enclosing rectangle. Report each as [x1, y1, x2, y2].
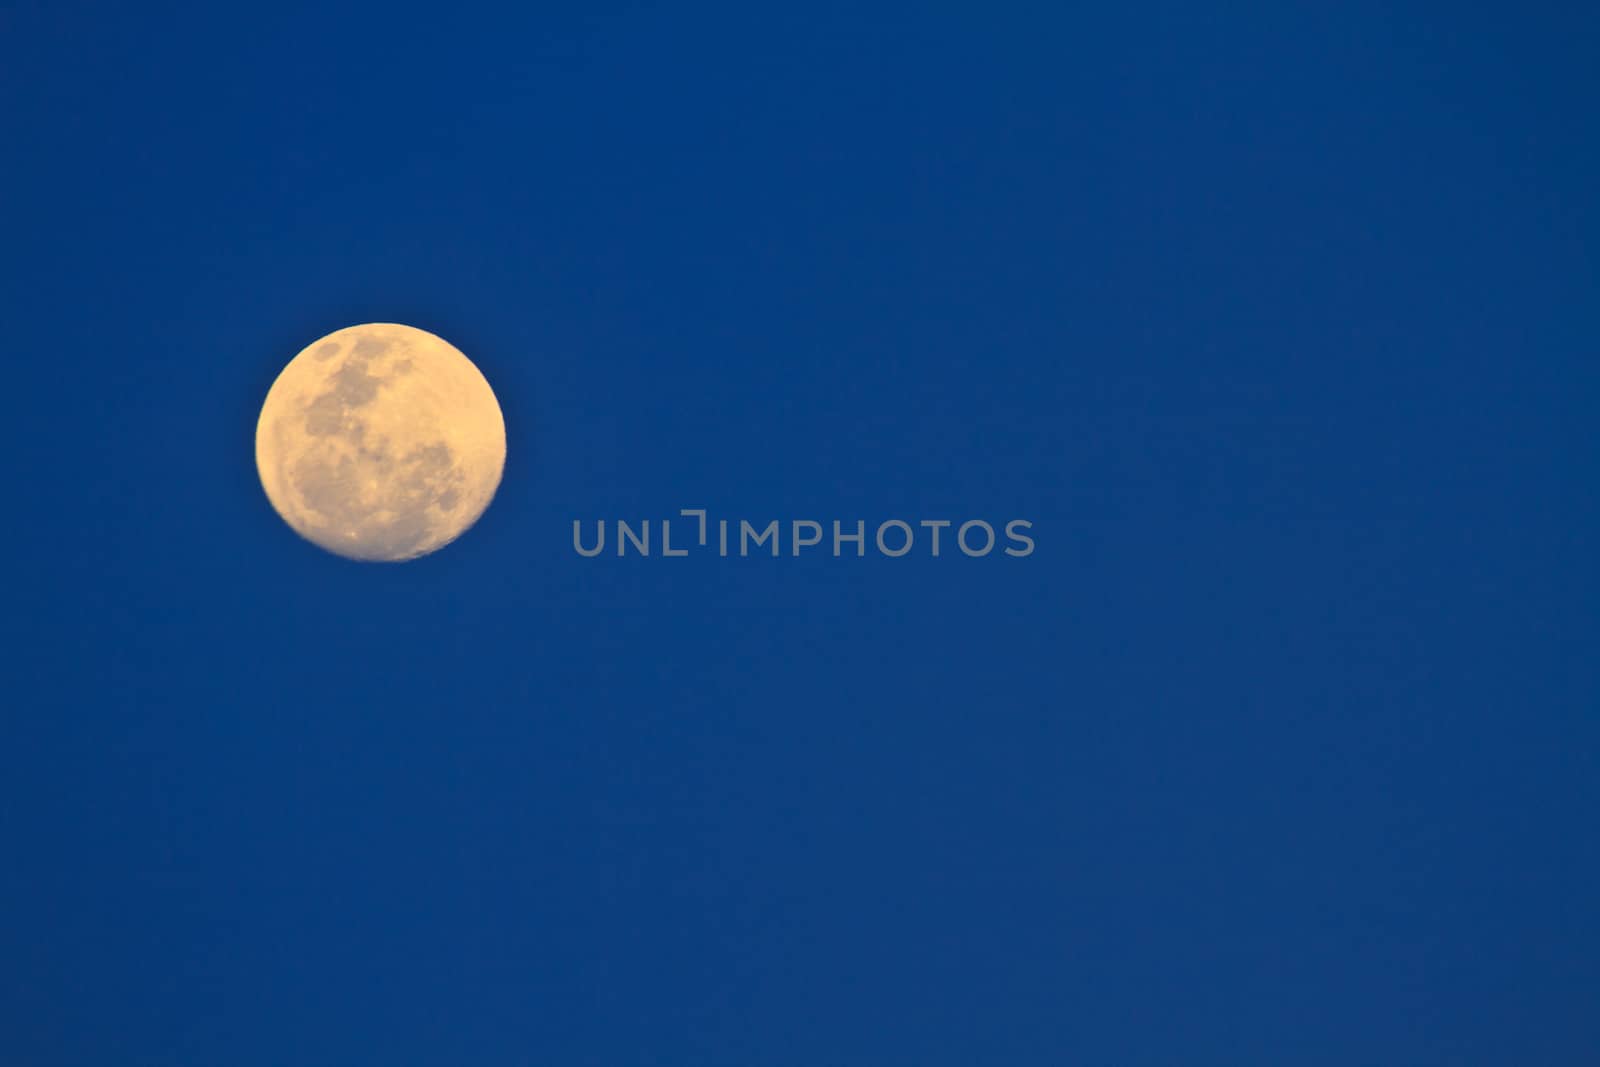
[255, 323, 506, 562]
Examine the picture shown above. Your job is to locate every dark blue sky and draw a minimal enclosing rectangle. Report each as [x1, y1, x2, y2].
[4, 3, 1596, 1063]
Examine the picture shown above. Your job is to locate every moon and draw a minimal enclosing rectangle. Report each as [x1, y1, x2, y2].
[255, 323, 506, 562]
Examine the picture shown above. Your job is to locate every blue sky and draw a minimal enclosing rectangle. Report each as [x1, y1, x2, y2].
[3, 3, 1596, 1063]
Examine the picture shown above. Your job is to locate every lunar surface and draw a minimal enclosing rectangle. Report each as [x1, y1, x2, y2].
[255, 323, 506, 561]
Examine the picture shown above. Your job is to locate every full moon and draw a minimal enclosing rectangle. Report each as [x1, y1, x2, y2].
[255, 323, 506, 562]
